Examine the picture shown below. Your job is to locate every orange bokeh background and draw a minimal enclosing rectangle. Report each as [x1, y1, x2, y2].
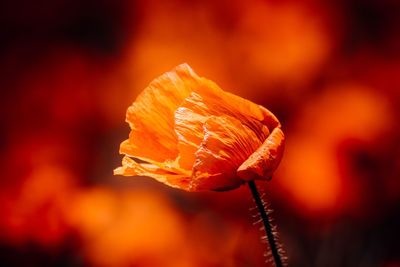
[1, 0, 400, 266]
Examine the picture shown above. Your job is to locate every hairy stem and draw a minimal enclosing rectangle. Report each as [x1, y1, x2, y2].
[248, 181, 283, 267]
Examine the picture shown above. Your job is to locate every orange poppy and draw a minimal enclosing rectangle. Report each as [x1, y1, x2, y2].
[114, 64, 284, 191]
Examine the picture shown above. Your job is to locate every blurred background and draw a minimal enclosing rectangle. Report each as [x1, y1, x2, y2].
[1, 0, 400, 266]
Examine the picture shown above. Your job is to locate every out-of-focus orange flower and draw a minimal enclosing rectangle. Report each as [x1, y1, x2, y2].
[276, 84, 395, 217]
[66, 188, 191, 267]
[114, 64, 285, 191]
[0, 164, 77, 246]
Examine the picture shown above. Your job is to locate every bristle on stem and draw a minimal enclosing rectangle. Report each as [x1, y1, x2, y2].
[248, 181, 284, 267]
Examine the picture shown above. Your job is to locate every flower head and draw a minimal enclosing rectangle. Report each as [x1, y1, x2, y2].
[114, 64, 284, 191]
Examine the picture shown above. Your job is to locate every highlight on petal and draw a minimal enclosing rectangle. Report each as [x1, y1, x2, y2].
[122, 63, 202, 163]
[237, 127, 285, 181]
[114, 156, 191, 190]
[190, 115, 269, 191]
[192, 80, 271, 139]
[174, 85, 271, 171]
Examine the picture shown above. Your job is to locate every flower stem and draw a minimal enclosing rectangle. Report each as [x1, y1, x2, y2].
[248, 181, 283, 267]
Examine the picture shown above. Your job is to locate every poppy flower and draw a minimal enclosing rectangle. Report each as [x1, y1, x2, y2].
[114, 64, 284, 191]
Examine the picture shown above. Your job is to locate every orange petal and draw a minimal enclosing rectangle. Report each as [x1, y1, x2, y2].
[123, 63, 202, 163]
[120, 139, 191, 175]
[237, 127, 285, 181]
[190, 115, 269, 190]
[196, 78, 273, 138]
[114, 156, 191, 190]
[174, 94, 209, 170]
[259, 105, 281, 130]
[175, 87, 271, 170]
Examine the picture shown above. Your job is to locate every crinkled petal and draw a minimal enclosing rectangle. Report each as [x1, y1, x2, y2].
[174, 95, 208, 170]
[237, 127, 285, 181]
[175, 88, 271, 170]
[123, 63, 202, 163]
[114, 156, 191, 190]
[190, 115, 269, 190]
[119, 139, 190, 176]
[196, 79, 272, 137]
